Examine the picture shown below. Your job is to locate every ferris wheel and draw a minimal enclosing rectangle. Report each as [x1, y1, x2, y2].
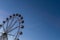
[0, 13, 24, 40]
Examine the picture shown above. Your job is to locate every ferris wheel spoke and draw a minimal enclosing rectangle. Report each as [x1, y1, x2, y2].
[9, 17, 14, 27]
[6, 17, 14, 30]
[6, 20, 17, 32]
[14, 33, 19, 40]
[3, 25, 6, 32]
[8, 34, 15, 36]
[5, 18, 9, 31]
[6, 21, 9, 31]
[14, 27, 20, 40]
[7, 26, 19, 33]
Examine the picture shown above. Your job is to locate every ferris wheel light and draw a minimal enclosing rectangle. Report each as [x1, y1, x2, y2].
[20, 25, 24, 29]
[19, 32, 23, 35]
[10, 15, 12, 18]
[3, 21, 5, 23]
[16, 13, 19, 16]
[6, 18, 9, 20]
[19, 14, 21, 17]
[21, 20, 24, 23]
[21, 16, 23, 19]
[13, 14, 15, 16]
[0, 24, 2, 27]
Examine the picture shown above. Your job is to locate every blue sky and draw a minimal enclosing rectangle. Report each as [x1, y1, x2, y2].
[0, 0, 60, 40]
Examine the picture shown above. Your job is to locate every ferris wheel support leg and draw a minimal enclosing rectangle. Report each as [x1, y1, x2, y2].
[2, 35, 8, 40]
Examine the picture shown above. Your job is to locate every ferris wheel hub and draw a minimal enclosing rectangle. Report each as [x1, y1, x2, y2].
[2, 33, 7, 36]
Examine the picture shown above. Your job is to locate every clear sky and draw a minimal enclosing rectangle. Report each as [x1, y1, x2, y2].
[0, 0, 60, 40]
